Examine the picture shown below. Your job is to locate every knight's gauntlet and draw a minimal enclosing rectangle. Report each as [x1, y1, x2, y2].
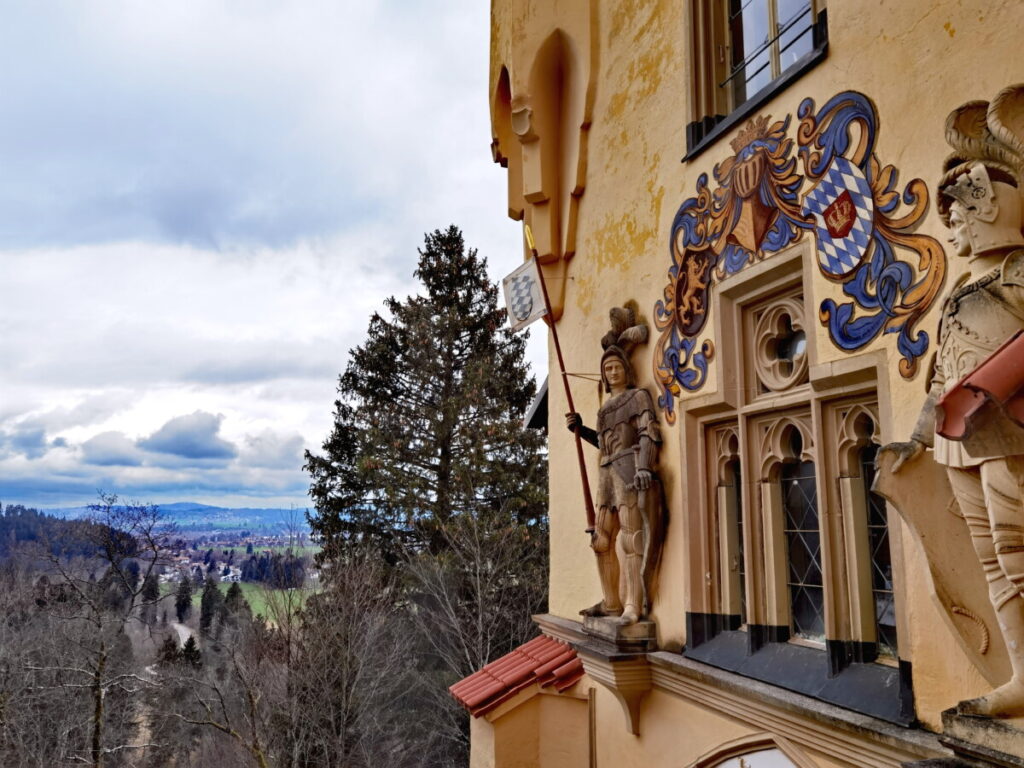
[637, 435, 657, 474]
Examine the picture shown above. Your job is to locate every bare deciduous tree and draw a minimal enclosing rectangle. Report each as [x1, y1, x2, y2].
[403, 504, 547, 763]
[16, 494, 173, 767]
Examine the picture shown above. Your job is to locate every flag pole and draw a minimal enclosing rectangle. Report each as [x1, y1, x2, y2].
[527, 229, 596, 533]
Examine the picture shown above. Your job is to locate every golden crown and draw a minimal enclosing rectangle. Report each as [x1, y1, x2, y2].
[730, 115, 771, 153]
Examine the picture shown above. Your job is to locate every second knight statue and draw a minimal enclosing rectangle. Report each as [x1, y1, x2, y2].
[567, 306, 667, 626]
[883, 83, 1024, 718]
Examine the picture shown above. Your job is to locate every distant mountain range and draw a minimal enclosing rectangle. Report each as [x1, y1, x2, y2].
[43, 502, 311, 533]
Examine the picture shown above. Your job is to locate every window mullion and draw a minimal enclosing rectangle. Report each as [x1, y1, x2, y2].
[768, 0, 782, 79]
[839, 473, 876, 647]
[761, 477, 790, 630]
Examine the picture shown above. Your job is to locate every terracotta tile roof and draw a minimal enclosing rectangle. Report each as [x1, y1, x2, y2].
[449, 635, 584, 717]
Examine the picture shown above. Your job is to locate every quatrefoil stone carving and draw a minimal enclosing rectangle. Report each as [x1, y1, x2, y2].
[753, 298, 808, 392]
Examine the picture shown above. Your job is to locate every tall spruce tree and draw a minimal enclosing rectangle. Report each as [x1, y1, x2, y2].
[140, 572, 160, 625]
[180, 635, 202, 668]
[175, 575, 192, 623]
[305, 225, 547, 562]
[304, 225, 549, 766]
[199, 575, 223, 635]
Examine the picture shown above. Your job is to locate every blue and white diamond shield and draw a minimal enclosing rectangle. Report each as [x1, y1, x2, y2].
[801, 156, 874, 278]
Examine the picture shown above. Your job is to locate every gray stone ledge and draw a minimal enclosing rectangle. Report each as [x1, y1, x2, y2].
[648, 651, 946, 758]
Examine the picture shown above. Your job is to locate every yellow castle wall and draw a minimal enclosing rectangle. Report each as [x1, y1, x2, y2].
[491, 0, 1024, 746]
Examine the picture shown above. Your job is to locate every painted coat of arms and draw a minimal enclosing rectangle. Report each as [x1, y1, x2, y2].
[653, 91, 946, 422]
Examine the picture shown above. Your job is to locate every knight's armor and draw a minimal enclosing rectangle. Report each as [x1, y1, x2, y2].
[916, 250, 1024, 466]
[596, 388, 661, 503]
[588, 386, 664, 620]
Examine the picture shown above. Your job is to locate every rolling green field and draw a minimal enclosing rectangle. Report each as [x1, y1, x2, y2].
[160, 579, 317, 619]
[231, 580, 316, 618]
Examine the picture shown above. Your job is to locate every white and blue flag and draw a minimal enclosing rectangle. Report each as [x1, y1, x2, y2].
[502, 258, 548, 332]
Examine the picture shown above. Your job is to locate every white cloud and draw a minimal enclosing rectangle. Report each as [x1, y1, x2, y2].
[138, 411, 237, 460]
[81, 431, 145, 467]
[0, 1, 546, 509]
[242, 429, 307, 470]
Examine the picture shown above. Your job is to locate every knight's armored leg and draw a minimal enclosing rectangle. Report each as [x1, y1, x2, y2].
[583, 506, 622, 617]
[616, 501, 644, 626]
[952, 460, 1024, 717]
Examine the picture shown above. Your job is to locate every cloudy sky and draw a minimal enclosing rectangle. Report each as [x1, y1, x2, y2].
[0, 1, 545, 510]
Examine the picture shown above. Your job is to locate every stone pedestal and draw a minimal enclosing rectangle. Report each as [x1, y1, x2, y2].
[582, 615, 657, 651]
[937, 708, 1024, 767]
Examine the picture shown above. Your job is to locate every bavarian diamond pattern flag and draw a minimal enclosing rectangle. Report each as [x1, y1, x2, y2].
[801, 155, 875, 278]
[502, 257, 547, 332]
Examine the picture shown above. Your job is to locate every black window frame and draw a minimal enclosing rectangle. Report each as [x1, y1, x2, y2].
[683, 7, 829, 162]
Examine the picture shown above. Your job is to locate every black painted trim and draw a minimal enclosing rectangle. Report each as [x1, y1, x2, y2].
[686, 612, 742, 649]
[826, 638, 852, 677]
[747, 622, 789, 653]
[685, 611, 717, 649]
[825, 639, 880, 675]
[683, 9, 829, 163]
[684, 629, 914, 725]
[853, 640, 880, 665]
[899, 659, 916, 726]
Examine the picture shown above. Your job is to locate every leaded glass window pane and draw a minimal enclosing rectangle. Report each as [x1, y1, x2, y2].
[861, 443, 898, 656]
[733, 461, 747, 624]
[781, 459, 823, 641]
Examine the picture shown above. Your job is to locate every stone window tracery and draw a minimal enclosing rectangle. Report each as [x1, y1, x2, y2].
[754, 412, 821, 642]
[711, 425, 745, 625]
[684, 242, 902, 684]
[833, 404, 898, 660]
[752, 298, 808, 393]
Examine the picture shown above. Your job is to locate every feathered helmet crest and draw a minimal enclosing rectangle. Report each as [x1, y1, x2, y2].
[600, 303, 648, 393]
[938, 83, 1024, 226]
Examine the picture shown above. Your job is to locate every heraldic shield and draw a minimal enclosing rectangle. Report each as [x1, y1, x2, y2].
[874, 449, 1011, 686]
[801, 155, 875, 278]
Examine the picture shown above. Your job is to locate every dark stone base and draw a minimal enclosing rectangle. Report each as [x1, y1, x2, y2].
[937, 707, 1024, 767]
[582, 615, 657, 651]
[684, 627, 913, 725]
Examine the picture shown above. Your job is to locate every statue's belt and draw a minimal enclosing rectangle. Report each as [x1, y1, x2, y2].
[601, 446, 642, 467]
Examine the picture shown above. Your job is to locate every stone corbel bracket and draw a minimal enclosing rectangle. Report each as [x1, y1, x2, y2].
[577, 649, 652, 736]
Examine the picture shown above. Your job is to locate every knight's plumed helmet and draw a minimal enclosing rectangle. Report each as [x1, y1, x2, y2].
[939, 84, 1024, 254]
[600, 305, 648, 393]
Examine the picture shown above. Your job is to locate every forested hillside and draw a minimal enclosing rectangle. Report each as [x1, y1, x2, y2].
[0, 503, 127, 557]
[0, 230, 547, 768]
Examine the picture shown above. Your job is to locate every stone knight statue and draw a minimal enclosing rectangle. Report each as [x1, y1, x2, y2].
[566, 306, 667, 626]
[883, 83, 1024, 717]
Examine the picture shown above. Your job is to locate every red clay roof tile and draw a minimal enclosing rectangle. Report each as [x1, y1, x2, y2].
[449, 635, 584, 717]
